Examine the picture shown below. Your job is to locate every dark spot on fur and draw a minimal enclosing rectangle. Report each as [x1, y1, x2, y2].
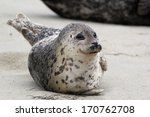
[74, 64, 80, 69]
[61, 48, 65, 55]
[89, 75, 91, 78]
[68, 63, 73, 66]
[55, 71, 60, 76]
[61, 79, 65, 83]
[86, 83, 90, 86]
[70, 80, 73, 83]
[64, 62, 67, 67]
[70, 35, 73, 38]
[56, 81, 58, 84]
[54, 58, 57, 63]
[90, 83, 93, 86]
[66, 75, 68, 80]
[94, 85, 97, 88]
[67, 58, 73, 63]
[62, 58, 65, 64]
[59, 65, 65, 72]
[75, 77, 85, 81]
[70, 68, 72, 71]
[78, 60, 83, 64]
[91, 76, 94, 80]
[54, 65, 65, 76]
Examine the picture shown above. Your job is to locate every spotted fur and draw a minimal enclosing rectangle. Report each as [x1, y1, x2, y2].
[8, 13, 107, 95]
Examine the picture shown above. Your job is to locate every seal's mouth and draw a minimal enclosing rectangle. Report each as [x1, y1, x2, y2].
[89, 43, 102, 53]
[80, 43, 102, 55]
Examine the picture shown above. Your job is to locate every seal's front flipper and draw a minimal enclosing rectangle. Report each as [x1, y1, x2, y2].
[137, 0, 150, 16]
[100, 56, 107, 72]
[82, 89, 104, 95]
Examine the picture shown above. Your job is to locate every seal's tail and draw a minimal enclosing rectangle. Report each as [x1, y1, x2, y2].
[7, 13, 61, 46]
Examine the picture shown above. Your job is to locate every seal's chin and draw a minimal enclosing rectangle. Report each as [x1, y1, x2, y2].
[79, 45, 102, 55]
[80, 44, 102, 54]
[87, 49, 101, 54]
[89, 50, 101, 54]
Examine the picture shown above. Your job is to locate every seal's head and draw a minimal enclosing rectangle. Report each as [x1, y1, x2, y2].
[58, 23, 102, 55]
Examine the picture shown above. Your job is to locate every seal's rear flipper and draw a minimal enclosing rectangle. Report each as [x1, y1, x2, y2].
[137, 0, 150, 16]
[7, 13, 61, 46]
[7, 13, 29, 32]
[7, 13, 47, 46]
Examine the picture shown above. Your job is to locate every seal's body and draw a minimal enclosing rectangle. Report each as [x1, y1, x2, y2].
[137, 0, 150, 16]
[8, 14, 107, 95]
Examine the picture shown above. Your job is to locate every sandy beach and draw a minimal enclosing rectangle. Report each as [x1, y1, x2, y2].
[0, 0, 150, 100]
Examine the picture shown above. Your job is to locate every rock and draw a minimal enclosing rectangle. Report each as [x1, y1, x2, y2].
[41, 0, 150, 25]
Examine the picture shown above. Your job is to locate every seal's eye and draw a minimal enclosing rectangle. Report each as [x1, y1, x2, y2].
[93, 32, 97, 38]
[76, 33, 85, 40]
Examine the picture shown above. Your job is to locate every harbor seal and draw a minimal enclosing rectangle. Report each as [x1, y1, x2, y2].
[42, 0, 150, 26]
[7, 13, 107, 95]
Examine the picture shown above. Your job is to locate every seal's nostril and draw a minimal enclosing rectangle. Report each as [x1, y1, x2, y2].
[92, 42, 98, 46]
[98, 44, 102, 50]
[91, 42, 102, 50]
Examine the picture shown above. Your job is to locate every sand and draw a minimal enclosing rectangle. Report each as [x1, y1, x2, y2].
[0, 0, 150, 100]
